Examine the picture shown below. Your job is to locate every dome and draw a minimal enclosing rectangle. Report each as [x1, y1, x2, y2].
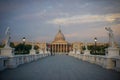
[54, 29, 65, 41]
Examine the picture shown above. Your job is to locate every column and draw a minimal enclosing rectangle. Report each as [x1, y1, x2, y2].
[57, 44, 58, 52]
[61, 44, 63, 53]
[59, 44, 61, 53]
[58, 44, 59, 52]
[63, 44, 65, 53]
[59, 44, 60, 53]
[62, 44, 64, 52]
[55, 44, 57, 52]
[64, 44, 66, 52]
[60, 44, 61, 53]
[66, 44, 67, 53]
[55, 44, 56, 53]
[52, 44, 53, 53]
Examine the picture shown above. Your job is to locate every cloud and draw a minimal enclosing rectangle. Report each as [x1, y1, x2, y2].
[64, 24, 120, 43]
[48, 13, 120, 25]
[65, 32, 79, 38]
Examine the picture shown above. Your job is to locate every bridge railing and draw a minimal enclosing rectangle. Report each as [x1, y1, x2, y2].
[69, 53, 120, 72]
[0, 53, 50, 71]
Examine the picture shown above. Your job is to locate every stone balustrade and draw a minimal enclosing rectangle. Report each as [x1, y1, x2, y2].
[0, 53, 50, 71]
[0, 56, 8, 71]
[69, 53, 120, 72]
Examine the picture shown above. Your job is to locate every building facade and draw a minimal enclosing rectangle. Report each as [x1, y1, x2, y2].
[50, 29, 71, 53]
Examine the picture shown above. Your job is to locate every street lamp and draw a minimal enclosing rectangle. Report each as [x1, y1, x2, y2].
[22, 37, 26, 54]
[22, 37, 26, 44]
[94, 37, 97, 54]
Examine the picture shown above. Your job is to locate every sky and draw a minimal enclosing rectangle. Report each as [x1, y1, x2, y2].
[0, 0, 120, 45]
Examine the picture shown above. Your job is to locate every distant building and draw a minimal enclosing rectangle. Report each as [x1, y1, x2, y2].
[50, 28, 71, 53]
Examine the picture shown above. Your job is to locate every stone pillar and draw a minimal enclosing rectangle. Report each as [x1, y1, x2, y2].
[60, 44, 62, 53]
[62, 44, 64, 53]
[60, 44, 61, 53]
[64, 45, 65, 52]
[59, 44, 61, 52]
[52, 44, 53, 53]
[64, 44, 66, 53]
[61, 44, 62, 53]
[58, 44, 59, 53]
[63, 44, 65, 52]
[65, 44, 67, 53]
[56, 44, 57, 53]
[55, 44, 56, 53]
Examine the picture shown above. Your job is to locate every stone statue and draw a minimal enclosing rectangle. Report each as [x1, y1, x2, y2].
[84, 42, 90, 55]
[31, 42, 34, 50]
[105, 27, 115, 47]
[4, 27, 10, 48]
[85, 42, 88, 50]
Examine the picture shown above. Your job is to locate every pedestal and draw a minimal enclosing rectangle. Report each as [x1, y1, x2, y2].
[30, 49, 36, 55]
[84, 50, 90, 55]
[39, 50, 44, 54]
[106, 47, 119, 57]
[44, 50, 48, 54]
[76, 50, 81, 54]
[0, 48, 14, 57]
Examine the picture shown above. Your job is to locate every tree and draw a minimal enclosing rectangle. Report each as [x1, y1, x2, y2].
[14, 43, 32, 55]
[0, 44, 4, 48]
[82, 45, 108, 55]
[10, 42, 15, 48]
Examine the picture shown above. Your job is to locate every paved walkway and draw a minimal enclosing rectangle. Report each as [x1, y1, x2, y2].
[0, 55, 120, 80]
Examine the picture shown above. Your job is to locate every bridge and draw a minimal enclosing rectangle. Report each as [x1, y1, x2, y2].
[0, 54, 120, 80]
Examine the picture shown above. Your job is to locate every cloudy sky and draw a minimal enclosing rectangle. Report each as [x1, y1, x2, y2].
[0, 0, 120, 44]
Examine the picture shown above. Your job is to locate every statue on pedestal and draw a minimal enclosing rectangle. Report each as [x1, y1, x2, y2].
[105, 27, 119, 57]
[0, 27, 14, 56]
[31, 42, 34, 50]
[4, 27, 11, 48]
[105, 27, 115, 48]
[85, 42, 88, 50]
[84, 42, 90, 55]
[30, 42, 36, 55]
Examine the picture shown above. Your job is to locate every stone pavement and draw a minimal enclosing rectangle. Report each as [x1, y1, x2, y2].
[0, 54, 120, 80]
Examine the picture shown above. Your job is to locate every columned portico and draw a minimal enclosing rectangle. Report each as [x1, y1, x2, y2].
[51, 43, 69, 53]
[51, 28, 70, 54]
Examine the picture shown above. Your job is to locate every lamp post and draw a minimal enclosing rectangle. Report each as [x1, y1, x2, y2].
[22, 37, 26, 54]
[94, 37, 97, 54]
[22, 37, 26, 44]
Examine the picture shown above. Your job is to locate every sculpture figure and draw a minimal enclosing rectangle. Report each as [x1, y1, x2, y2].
[85, 42, 88, 50]
[4, 27, 10, 48]
[105, 27, 115, 47]
[31, 42, 34, 50]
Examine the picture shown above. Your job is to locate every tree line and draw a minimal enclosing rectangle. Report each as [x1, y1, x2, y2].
[0, 42, 39, 55]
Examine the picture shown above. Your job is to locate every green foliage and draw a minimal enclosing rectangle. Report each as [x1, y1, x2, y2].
[82, 45, 108, 55]
[0, 42, 15, 48]
[10, 42, 15, 48]
[14, 43, 32, 55]
[0, 44, 4, 48]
